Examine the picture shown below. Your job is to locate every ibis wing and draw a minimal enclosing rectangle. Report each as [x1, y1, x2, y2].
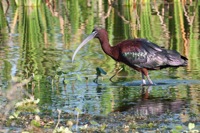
[120, 39, 163, 67]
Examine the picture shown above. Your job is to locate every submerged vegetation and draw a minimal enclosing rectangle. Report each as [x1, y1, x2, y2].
[2, 94, 200, 132]
[0, 0, 200, 132]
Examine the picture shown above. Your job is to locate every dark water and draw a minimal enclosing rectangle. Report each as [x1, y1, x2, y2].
[0, 0, 200, 132]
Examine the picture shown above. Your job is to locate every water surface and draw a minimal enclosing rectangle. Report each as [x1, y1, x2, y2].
[0, 0, 200, 132]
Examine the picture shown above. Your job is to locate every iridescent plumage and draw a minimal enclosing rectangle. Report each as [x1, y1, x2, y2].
[72, 28, 187, 85]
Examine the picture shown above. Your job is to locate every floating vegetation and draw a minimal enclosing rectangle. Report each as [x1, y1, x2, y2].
[9, 96, 40, 121]
[53, 126, 72, 133]
[15, 96, 40, 113]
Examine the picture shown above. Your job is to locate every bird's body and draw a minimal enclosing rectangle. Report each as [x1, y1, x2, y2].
[105, 38, 187, 69]
[72, 28, 187, 85]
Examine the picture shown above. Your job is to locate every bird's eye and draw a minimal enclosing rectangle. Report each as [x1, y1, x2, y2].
[92, 30, 95, 34]
[91, 30, 98, 35]
[92, 29, 96, 32]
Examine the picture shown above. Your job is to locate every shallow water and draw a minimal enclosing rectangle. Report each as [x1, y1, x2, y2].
[0, 0, 200, 132]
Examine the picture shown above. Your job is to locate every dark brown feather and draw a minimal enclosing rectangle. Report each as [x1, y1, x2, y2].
[110, 39, 187, 70]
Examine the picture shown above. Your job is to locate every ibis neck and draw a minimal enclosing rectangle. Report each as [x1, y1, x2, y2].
[97, 36, 118, 61]
[96, 29, 119, 61]
[99, 37, 112, 54]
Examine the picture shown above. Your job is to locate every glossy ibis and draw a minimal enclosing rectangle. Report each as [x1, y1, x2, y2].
[72, 28, 187, 85]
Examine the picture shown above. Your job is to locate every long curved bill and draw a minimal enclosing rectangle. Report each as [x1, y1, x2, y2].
[72, 31, 97, 62]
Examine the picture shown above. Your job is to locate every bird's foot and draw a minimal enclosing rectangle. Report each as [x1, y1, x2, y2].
[141, 79, 147, 86]
[148, 83, 157, 86]
[141, 77, 157, 86]
[140, 82, 156, 86]
[148, 82, 156, 85]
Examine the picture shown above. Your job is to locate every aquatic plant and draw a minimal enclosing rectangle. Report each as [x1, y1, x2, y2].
[93, 67, 107, 83]
[15, 96, 40, 113]
[53, 126, 72, 133]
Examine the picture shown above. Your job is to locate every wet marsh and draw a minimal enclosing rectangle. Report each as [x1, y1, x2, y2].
[0, 0, 200, 132]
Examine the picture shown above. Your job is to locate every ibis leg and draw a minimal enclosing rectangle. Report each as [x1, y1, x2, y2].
[141, 73, 146, 85]
[146, 75, 154, 85]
